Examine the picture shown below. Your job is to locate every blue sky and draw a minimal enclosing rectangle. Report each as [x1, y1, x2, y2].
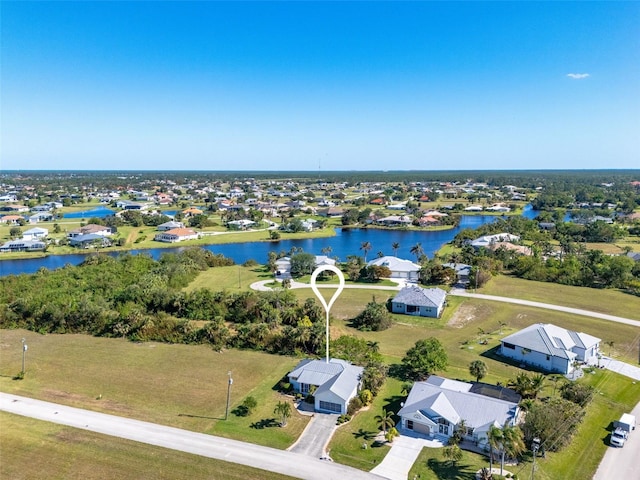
[1, 1, 639, 171]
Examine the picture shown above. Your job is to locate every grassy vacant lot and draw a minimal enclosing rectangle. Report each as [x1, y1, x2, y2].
[0, 330, 308, 449]
[480, 275, 640, 320]
[184, 264, 272, 292]
[292, 281, 640, 369]
[0, 412, 293, 480]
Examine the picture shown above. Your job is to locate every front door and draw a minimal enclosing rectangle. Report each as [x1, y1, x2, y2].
[439, 423, 449, 435]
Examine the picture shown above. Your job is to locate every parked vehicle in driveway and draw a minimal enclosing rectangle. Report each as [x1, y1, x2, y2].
[614, 413, 636, 433]
[611, 427, 628, 447]
[610, 413, 636, 447]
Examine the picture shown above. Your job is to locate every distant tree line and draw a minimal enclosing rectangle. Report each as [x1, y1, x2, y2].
[449, 216, 640, 294]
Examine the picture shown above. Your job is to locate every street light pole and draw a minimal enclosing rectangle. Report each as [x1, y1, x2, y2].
[21, 338, 27, 376]
[225, 371, 233, 420]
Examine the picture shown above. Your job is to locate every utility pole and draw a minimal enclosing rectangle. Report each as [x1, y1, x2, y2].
[531, 437, 540, 480]
[21, 338, 27, 376]
[225, 371, 233, 420]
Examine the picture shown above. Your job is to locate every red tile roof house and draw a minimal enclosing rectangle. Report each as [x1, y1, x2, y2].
[1, 215, 24, 225]
[154, 228, 199, 243]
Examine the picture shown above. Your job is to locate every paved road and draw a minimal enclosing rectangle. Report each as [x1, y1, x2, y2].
[449, 289, 640, 328]
[593, 402, 640, 480]
[0, 393, 385, 480]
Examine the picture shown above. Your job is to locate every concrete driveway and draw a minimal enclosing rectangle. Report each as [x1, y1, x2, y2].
[593, 401, 640, 480]
[289, 412, 338, 458]
[370, 432, 444, 480]
[0, 393, 385, 480]
[600, 356, 640, 381]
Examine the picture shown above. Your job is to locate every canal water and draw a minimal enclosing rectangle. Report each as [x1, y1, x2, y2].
[0, 206, 540, 277]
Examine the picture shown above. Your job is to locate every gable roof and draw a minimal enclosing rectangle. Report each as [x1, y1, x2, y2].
[289, 358, 363, 402]
[398, 376, 519, 430]
[392, 285, 447, 308]
[501, 323, 600, 359]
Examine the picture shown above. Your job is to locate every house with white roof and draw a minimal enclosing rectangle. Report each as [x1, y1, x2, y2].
[157, 220, 185, 231]
[367, 256, 421, 281]
[287, 358, 363, 414]
[398, 376, 520, 445]
[470, 233, 520, 250]
[500, 323, 600, 375]
[22, 227, 49, 240]
[391, 285, 447, 318]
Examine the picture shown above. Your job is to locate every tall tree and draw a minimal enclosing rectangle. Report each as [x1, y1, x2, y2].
[402, 337, 448, 380]
[410, 242, 424, 261]
[392, 242, 400, 257]
[360, 241, 372, 262]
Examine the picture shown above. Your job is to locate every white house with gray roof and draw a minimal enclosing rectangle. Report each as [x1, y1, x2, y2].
[391, 285, 447, 318]
[367, 256, 420, 281]
[500, 323, 600, 375]
[398, 376, 520, 445]
[287, 358, 363, 414]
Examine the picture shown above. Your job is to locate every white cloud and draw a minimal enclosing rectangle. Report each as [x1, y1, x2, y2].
[567, 73, 590, 80]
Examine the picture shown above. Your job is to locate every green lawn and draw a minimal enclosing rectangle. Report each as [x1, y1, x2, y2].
[328, 377, 401, 469]
[184, 265, 272, 292]
[0, 412, 294, 480]
[0, 329, 308, 449]
[480, 275, 640, 320]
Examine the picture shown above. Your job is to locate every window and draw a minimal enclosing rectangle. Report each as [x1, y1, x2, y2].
[407, 420, 414, 430]
[301, 383, 311, 394]
[503, 342, 515, 350]
[546, 355, 550, 361]
[406, 305, 418, 313]
[319, 401, 341, 413]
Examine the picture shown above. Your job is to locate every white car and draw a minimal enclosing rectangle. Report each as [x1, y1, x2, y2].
[611, 427, 628, 447]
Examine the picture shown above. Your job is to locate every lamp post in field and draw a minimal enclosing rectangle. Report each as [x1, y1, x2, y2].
[225, 371, 233, 420]
[21, 338, 28, 376]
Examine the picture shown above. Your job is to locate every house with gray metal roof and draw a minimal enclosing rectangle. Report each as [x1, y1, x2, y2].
[391, 285, 447, 318]
[367, 256, 421, 281]
[287, 358, 363, 414]
[398, 376, 520, 445]
[499, 323, 600, 375]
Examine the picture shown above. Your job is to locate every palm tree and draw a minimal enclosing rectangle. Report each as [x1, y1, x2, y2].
[321, 245, 332, 256]
[500, 424, 525, 475]
[392, 242, 400, 257]
[274, 401, 292, 427]
[376, 250, 384, 258]
[486, 424, 504, 475]
[410, 242, 424, 262]
[374, 409, 395, 435]
[360, 241, 372, 262]
[529, 373, 545, 399]
[469, 360, 488, 382]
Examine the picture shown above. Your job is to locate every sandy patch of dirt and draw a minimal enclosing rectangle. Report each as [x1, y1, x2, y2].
[447, 303, 492, 328]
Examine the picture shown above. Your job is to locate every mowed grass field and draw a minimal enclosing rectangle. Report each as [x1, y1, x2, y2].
[0, 412, 294, 480]
[291, 285, 640, 368]
[2, 272, 640, 479]
[480, 275, 640, 320]
[0, 330, 309, 450]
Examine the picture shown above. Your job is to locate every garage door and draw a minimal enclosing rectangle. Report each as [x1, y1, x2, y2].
[319, 401, 342, 413]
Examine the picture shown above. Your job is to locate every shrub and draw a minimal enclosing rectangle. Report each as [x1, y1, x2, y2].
[243, 259, 258, 267]
[359, 389, 373, 406]
[347, 396, 363, 416]
[242, 396, 258, 415]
